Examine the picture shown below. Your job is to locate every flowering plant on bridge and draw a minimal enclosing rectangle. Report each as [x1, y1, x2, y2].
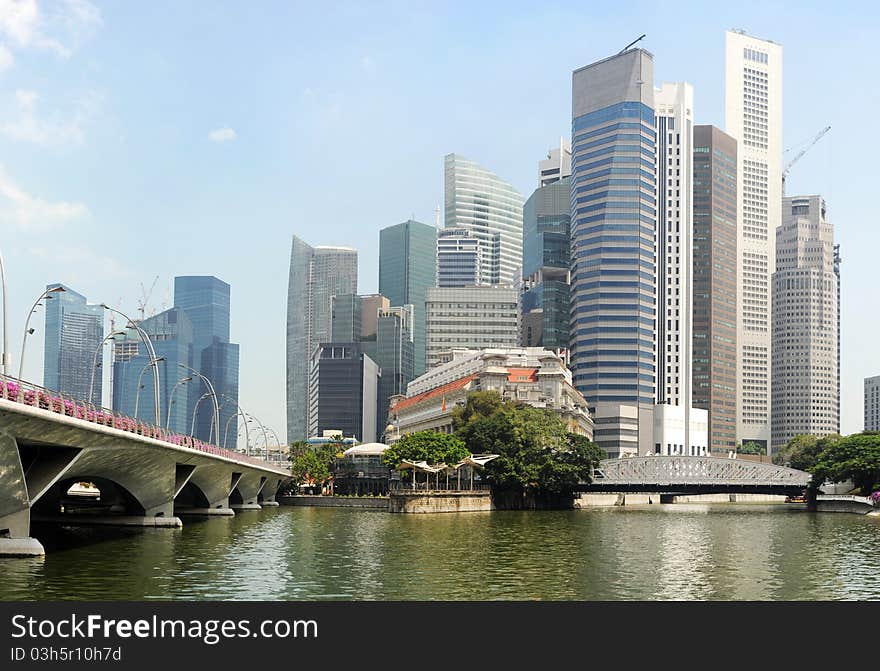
[870, 491, 880, 507]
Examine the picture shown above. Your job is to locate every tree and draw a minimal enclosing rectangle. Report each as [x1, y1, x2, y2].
[290, 450, 331, 489]
[452, 391, 603, 507]
[773, 434, 835, 471]
[810, 432, 880, 494]
[739, 441, 765, 456]
[381, 431, 468, 469]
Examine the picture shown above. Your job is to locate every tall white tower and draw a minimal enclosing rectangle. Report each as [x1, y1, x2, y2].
[724, 30, 782, 452]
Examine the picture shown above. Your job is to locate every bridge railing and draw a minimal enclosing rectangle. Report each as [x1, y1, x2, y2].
[0, 374, 287, 472]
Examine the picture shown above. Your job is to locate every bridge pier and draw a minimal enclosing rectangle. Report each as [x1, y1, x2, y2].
[230, 473, 265, 510]
[0, 433, 45, 556]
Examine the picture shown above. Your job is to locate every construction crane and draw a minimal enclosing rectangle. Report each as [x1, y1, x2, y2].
[782, 125, 831, 195]
[138, 275, 159, 321]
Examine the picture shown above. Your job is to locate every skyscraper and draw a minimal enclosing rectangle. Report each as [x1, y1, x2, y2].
[287, 236, 358, 441]
[521, 173, 571, 351]
[538, 138, 572, 187]
[425, 286, 519, 369]
[692, 125, 738, 454]
[331, 294, 362, 343]
[379, 220, 436, 376]
[174, 276, 239, 446]
[42, 284, 104, 405]
[866, 375, 880, 432]
[436, 228, 482, 288]
[374, 305, 414, 434]
[443, 153, 524, 286]
[570, 48, 656, 458]
[771, 196, 839, 451]
[112, 307, 193, 433]
[725, 29, 783, 452]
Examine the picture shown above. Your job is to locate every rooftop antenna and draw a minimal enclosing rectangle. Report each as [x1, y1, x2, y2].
[434, 204, 441, 230]
[619, 34, 646, 55]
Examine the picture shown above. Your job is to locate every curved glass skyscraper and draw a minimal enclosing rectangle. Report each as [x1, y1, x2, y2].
[443, 153, 523, 286]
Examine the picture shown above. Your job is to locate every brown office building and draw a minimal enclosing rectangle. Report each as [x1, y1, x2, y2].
[692, 125, 737, 454]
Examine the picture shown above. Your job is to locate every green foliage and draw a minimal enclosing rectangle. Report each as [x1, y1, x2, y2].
[453, 391, 603, 499]
[738, 441, 766, 456]
[290, 450, 331, 487]
[380, 431, 469, 469]
[810, 432, 880, 494]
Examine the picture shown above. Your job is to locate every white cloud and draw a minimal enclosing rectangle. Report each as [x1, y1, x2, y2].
[0, 164, 88, 230]
[26, 244, 130, 280]
[0, 0, 101, 60]
[0, 87, 101, 147]
[208, 127, 236, 143]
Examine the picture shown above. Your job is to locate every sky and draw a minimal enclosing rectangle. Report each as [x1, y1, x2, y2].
[1, 0, 877, 444]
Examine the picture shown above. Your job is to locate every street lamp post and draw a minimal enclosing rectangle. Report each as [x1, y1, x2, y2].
[18, 286, 66, 383]
[218, 393, 249, 452]
[191, 392, 214, 439]
[100, 304, 161, 425]
[88, 330, 126, 405]
[247, 414, 269, 455]
[166, 376, 192, 429]
[179, 363, 220, 447]
[134, 356, 165, 420]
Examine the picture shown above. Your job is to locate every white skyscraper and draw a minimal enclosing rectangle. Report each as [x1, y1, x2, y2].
[443, 153, 524, 287]
[771, 196, 840, 450]
[652, 82, 707, 456]
[725, 30, 783, 452]
[538, 138, 572, 187]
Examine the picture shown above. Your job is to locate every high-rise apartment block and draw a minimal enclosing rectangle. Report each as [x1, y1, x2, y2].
[521, 172, 571, 351]
[425, 286, 519, 369]
[443, 153, 524, 286]
[725, 30, 782, 452]
[42, 284, 104, 405]
[771, 196, 840, 450]
[379, 220, 436, 376]
[570, 48, 657, 458]
[692, 125, 738, 454]
[866, 376, 880, 432]
[287, 236, 358, 441]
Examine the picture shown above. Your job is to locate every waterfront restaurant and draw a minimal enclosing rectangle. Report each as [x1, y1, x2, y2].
[333, 443, 392, 495]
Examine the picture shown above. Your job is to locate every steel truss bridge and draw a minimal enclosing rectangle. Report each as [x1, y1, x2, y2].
[580, 455, 811, 495]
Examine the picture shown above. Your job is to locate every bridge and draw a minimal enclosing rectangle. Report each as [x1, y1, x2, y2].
[0, 376, 291, 557]
[581, 455, 811, 496]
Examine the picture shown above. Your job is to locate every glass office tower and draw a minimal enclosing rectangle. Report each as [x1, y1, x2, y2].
[43, 283, 104, 404]
[570, 48, 656, 458]
[174, 276, 240, 446]
[375, 305, 414, 434]
[379, 220, 435, 376]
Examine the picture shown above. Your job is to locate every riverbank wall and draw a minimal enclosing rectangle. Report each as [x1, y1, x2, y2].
[388, 491, 493, 513]
[278, 495, 389, 510]
[574, 492, 788, 507]
[814, 499, 878, 515]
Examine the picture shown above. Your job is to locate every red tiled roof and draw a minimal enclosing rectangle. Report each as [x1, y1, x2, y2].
[391, 374, 478, 412]
[507, 367, 538, 383]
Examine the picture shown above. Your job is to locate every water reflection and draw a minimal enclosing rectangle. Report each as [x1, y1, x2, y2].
[1, 505, 878, 601]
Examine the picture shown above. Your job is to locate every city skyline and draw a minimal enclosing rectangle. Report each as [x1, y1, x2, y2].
[2, 2, 875, 442]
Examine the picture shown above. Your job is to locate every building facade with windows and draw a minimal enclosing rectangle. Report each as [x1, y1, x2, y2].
[443, 153, 524, 286]
[692, 125, 738, 454]
[725, 29, 783, 452]
[425, 285, 519, 369]
[866, 375, 880, 432]
[287, 236, 358, 441]
[570, 48, 657, 458]
[379, 220, 436, 376]
[42, 284, 104, 405]
[520, 175, 571, 351]
[436, 227, 482, 288]
[388, 347, 593, 440]
[539, 137, 572, 187]
[771, 196, 839, 451]
[374, 305, 415, 436]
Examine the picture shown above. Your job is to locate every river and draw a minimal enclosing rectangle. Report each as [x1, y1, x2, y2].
[2, 504, 879, 600]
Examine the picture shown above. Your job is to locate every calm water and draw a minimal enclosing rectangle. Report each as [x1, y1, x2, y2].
[2, 505, 879, 600]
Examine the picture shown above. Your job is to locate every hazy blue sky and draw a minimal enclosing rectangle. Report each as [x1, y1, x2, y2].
[1, 0, 876, 443]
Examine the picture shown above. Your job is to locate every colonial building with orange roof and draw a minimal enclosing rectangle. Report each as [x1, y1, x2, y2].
[385, 347, 593, 442]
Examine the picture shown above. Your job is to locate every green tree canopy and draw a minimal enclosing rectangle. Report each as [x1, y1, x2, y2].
[381, 431, 469, 469]
[738, 441, 766, 456]
[810, 432, 880, 494]
[290, 450, 331, 487]
[452, 391, 604, 502]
